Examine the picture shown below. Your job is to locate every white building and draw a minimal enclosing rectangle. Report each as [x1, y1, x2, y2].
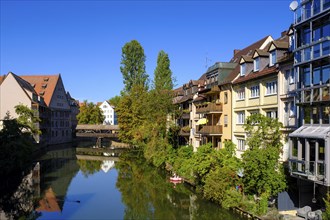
[98, 101, 117, 125]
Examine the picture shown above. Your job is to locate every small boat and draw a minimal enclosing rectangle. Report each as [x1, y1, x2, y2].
[170, 175, 182, 182]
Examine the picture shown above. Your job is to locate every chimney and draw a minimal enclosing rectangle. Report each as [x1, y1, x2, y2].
[234, 49, 241, 55]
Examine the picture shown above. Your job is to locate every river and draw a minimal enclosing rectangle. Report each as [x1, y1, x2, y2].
[0, 141, 245, 220]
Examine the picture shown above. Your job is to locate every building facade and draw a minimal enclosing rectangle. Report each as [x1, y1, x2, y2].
[0, 72, 78, 144]
[98, 101, 117, 125]
[289, 0, 330, 188]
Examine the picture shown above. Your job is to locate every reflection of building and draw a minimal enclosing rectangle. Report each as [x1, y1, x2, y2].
[101, 160, 115, 173]
[36, 187, 61, 212]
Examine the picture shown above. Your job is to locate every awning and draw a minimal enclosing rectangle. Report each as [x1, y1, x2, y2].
[196, 118, 208, 125]
[289, 125, 330, 139]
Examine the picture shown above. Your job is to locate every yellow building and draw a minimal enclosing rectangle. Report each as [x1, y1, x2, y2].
[231, 33, 290, 158]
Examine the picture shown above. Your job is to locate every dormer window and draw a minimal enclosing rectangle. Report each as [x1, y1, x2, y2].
[254, 57, 260, 72]
[240, 63, 246, 76]
[270, 50, 276, 66]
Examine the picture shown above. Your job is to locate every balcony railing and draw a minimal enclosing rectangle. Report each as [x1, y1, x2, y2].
[289, 159, 325, 182]
[179, 126, 190, 136]
[296, 85, 330, 104]
[195, 102, 222, 114]
[196, 125, 223, 135]
[294, 39, 330, 65]
[294, 0, 330, 25]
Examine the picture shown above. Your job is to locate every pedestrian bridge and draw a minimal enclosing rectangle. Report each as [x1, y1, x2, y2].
[75, 124, 119, 138]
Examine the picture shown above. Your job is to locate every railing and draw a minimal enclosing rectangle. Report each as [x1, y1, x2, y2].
[294, 0, 330, 25]
[294, 39, 330, 65]
[181, 113, 190, 119]
[196, 125, 223, 135]
[296, 85, 330, 104]
[195, 102, 222, 114]
[289, 159, 325, 181]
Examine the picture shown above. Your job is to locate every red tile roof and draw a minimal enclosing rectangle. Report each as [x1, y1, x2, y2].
[20, 75, 60, 106]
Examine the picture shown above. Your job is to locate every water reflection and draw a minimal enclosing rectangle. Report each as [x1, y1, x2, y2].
[0, 143, 243, 220]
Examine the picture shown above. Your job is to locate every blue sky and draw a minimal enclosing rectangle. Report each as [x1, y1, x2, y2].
[1, 0, 293, 102]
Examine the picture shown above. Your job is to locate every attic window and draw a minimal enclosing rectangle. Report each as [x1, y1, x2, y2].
[39, 91, 45, 96]
[240, 63, 246, 76]
[43, 77, 49, 82]
[254, 57, 260, 72]
[31, 84, 36, 88]
[42, 83, 47, 88]
[270, 50, 276, 66]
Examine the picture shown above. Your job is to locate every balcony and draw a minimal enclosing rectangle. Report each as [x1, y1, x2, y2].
[289, 159, 325, 183]
[294, 38, 330, 66]
[179, 125, 190, 137]
[195, 102, 222, 114]
[196, 125, 223, 135]
[294, 0, 330, 25]
[296, 86, 330, 104]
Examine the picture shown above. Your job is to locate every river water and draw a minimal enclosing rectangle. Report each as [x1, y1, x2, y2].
[0, 141, 245, 220]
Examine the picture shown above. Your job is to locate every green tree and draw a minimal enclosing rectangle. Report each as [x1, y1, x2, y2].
[15, 104, 41, 135]
[77, 101, 105, 124]
[153, 50, 174, 91]
[120, 40, 148, 92]
[242, 114, 286, 197]
[108, 95, 121, 108]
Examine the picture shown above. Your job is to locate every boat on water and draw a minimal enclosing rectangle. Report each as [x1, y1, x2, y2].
[170, 175, 182, 182]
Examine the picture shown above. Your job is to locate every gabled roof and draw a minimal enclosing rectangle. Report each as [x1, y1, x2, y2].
[219, 35, 273, 85]
[253, 49, 269, 58]
[10, 72, 37, 95]
[20, 74, 60, 106]
[232, 66, 278, 85]
[240, 55, 253, 63]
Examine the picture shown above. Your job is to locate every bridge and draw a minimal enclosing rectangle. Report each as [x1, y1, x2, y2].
[75, 124, 119, 138]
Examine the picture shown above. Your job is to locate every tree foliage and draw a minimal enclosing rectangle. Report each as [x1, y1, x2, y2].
[120, 40, 148, 92]
[153, 50, 174, 91]
[242, 114, 286, 197]
[108, 95, 121, 108]
[0, 106, 38, 176]
[77, 100, 105, 124]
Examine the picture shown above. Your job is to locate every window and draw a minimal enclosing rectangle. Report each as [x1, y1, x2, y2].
[266, 110, 278, 119]
[322, 106, 330, 124]
[270, 50, 276, 66]
[238, 139, 245, 151]
[322, 64, 330, 84]
[304, 106, 312, 124]
[313, 67, 321, 85]
[224, 92, 228, 104]
[313, 0, 321, 14]
[254, 57, 260, 71]
[302, 27, 311, 46]
[290, 101, 296, 117]
[224, 115, 228, 127]
[302, 67, 311, 87]
[286, 69, 295, 84]
[237, 88, 245, 100]
[237, 112, 245, 124]
[312, 107, 320, 124]
[240, 63, 246, 76]
[292, 138, 298, 157]
[265, 81, 277, 95]
[103, 105, 107, 108]
[250, 85, 260, 98]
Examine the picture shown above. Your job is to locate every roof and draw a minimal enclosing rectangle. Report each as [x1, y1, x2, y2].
[254, 49, 269, 57]
[289, 125, 330, 139]
[241, 55, 253, 63]
[9, 72, 37, 95]
[219, 35, 272, 85]
[232, 66, 278, 85]
[20, 74, 60, 106]
[0, 75, 5, 85]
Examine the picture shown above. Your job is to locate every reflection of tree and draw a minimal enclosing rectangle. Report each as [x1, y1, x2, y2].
[77, 159, 102, 177]
[0, 169, 41, 220]
[116, 150, 243, 220]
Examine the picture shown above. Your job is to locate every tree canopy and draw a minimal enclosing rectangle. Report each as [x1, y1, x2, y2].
[242, 113, 286, 197]
[153, 50, 174, 91]
[120, 40, 149, 92]
[77, 100, 105, 124]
